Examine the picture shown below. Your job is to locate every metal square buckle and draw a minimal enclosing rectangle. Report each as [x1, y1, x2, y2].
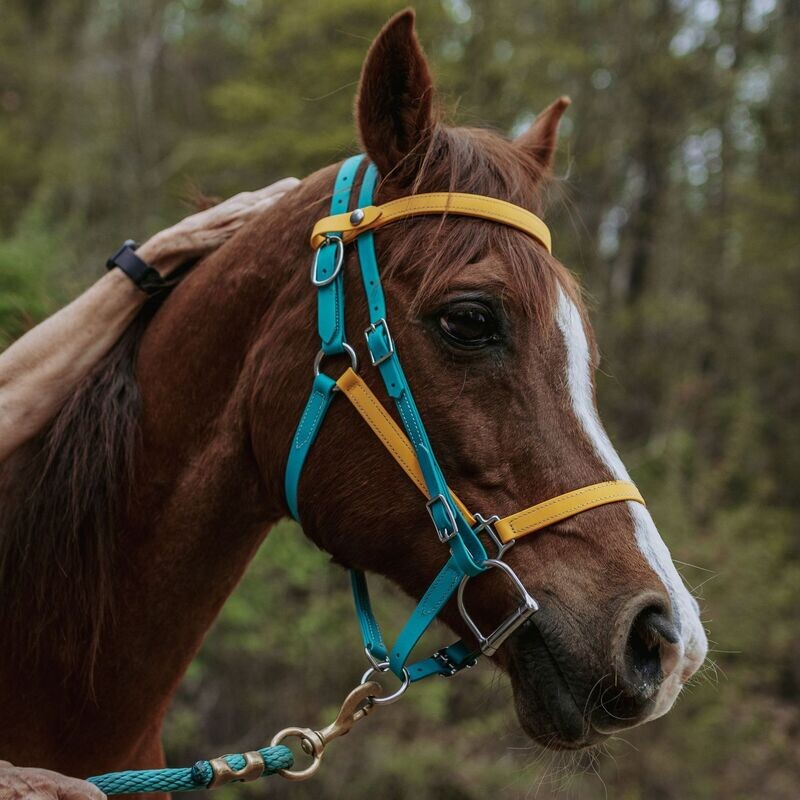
[426, 494, 458, 543]
[364, 318, 395, 366]
[457, 559, 539, 657]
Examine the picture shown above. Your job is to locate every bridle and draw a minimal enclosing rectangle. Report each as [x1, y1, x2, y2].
[285, 153, 644, 695]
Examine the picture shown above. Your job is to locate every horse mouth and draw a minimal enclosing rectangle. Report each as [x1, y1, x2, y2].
[507, 617, 608, 750]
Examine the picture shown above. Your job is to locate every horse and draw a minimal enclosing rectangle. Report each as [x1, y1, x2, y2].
[0, 9, 707, 792]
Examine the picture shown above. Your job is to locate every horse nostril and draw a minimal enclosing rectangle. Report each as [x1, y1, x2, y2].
[621, 604, 681, 699]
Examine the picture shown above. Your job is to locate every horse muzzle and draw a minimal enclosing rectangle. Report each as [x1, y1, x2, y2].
[506, 590, 684, 749]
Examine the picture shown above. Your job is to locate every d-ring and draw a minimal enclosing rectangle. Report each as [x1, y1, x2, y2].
[310, 234, 345, 286]
[313, 343, 358, 378]
[359, 662, 410, 705]
[457, 559, 538, 657]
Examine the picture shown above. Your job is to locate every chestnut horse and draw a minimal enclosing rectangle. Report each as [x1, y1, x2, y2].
[0, 9, 706, 789]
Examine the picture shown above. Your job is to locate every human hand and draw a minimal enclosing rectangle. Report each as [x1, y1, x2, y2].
[0, 761, 105, 800]
[138, 177, 300, 275]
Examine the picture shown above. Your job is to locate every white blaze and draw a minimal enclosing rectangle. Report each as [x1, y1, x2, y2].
[555, 288, 707, 719]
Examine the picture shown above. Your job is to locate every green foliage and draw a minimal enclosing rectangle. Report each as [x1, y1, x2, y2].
[1, 0, 798, 797]
[0, 207, 69, 346]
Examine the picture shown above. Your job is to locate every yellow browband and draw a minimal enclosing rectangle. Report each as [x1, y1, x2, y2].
[310, 192, 553, 254]
[337, 369, 644, 543]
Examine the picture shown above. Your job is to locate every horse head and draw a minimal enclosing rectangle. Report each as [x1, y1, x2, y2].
[252, 11, 708, 749]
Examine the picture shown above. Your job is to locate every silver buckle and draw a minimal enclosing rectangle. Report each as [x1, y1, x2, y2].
[471, 513, 514, 559]
[311, 234, 345, 287]
[426, 494, 458, 543]
[457, 559, 539, 657]
[364, 318, 395, 366]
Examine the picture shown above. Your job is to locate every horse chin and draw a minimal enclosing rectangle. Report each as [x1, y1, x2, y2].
[506, 619, 608, 751]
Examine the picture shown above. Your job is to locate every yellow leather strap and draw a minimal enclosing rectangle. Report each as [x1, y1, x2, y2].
[493, 481, 645, 543]
[311, 192, 552, 253]
[337, 368, 475, 525]
[336, 368, 645, 544]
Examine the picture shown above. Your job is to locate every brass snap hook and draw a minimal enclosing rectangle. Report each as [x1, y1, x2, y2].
[270, 681, 382, 781]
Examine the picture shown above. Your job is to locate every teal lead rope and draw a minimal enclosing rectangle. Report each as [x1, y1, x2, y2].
[88, 746, 293, 795]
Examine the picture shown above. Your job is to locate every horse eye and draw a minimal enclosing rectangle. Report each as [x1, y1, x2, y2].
[439, 302, 499, 348]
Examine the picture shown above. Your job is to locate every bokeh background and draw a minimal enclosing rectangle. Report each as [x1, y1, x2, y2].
[2, 0, 798, 797]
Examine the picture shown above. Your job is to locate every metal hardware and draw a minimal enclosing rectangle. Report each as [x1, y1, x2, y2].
[310, 234, 345, 287]
[350, 208, 365, 225]
[426, 494, 458, 543]
[207, 750, 265, 788]
[432, 649, 458, 676]
[472, 513, 514, 559]
[364, 318, 395, 366]
[457, 559, 539, 657]
[432, 648, 477, 677]
[313, 343, 358, 380]
[360, 662, 411, 705]
[270, 682, 381, 781]
[363, 646, 384, 670]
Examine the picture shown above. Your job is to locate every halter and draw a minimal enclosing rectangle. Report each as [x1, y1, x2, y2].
[286, 154, 644, 690]
[86, 155, 648, 792]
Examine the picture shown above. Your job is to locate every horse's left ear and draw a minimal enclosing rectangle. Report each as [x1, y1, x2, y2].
[356, 9, 435, 183]
[514, 96, 571, 174]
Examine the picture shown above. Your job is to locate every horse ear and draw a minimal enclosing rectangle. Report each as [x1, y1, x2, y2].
[514, 96, 571, 174]
[356, 9, 435, 183]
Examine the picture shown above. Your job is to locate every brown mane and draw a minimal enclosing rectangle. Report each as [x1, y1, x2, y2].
[0, 121, 575, 685]
[0, 303, 156, 682]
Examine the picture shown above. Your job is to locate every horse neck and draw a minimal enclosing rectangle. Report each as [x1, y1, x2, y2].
[107, 176, 332, 717]
[14, 172, 332, 775]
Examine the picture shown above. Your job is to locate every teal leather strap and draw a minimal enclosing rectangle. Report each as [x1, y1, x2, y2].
[387, 556, 463, 676]
[285, 373, 337, 520]
[350, 570, 389, 663]
[354, 164, 487, 578]
[355, 165, 387, 321]
[408, 641, 476, 681]
[289, 155, 490, 685]
[349, 161, 489, 679]
[287, 155, 365, 518]
[315, 240, 344, 353]
[316, 154, 363, 354]
[350, 560, 477, 681]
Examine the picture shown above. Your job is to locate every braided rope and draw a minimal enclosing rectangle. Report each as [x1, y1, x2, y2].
[87, 745, 293, 794]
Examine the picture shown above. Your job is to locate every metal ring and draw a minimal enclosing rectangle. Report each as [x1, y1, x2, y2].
[359, 662, 410, 705]
[269, 727, 323, 781]
[310, 234, 344, 287]
[313, 343, 358, 379]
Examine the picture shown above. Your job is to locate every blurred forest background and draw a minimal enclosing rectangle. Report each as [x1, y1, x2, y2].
[1, 0, 798, 798]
